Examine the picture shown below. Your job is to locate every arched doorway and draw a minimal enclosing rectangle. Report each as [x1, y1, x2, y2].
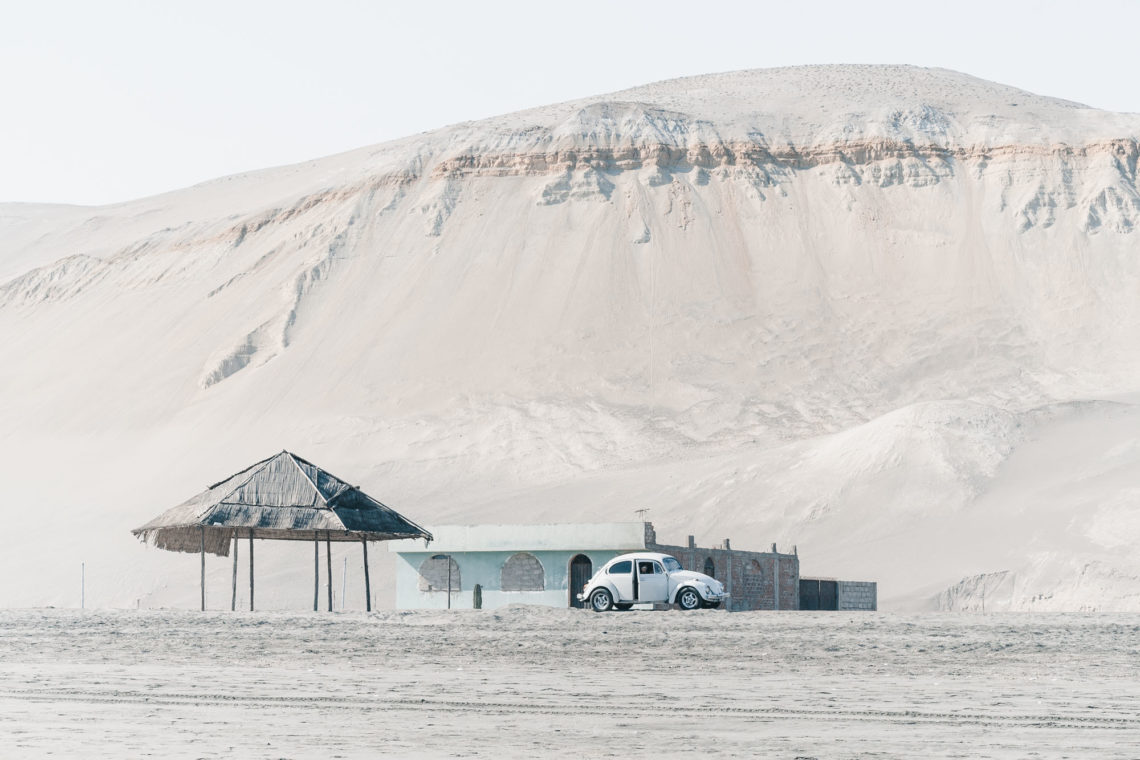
[568, 554, 592, 608]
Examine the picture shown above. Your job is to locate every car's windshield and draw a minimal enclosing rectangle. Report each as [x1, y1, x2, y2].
[663, 557, 682, 572]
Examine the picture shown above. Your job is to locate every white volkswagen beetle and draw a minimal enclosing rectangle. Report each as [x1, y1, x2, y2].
[578, 552, 727, 611]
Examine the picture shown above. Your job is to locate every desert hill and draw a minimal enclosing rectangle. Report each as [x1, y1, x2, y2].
[1, 65, 1138, 610]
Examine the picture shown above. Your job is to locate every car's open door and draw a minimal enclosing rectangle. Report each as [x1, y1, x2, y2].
[607, 560, 635, 601]
[636, 559, 668, 602]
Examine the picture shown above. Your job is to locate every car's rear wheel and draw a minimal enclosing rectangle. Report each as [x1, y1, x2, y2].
[676, 587, 702, 611]
[590, 588, 614, 612]
[614, 603, 633, 611]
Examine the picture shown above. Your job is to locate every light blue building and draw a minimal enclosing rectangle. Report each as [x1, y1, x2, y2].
[390, 522, 876, 612]
[388, 522, 652, 610]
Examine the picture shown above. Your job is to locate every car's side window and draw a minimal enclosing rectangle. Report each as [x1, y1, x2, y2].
[637, 561, 654, 574]
[608, 560, 632, 574]
[651, 561, 663, 574]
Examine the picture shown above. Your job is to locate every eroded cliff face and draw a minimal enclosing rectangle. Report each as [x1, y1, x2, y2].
[1, 65, 1138, 610]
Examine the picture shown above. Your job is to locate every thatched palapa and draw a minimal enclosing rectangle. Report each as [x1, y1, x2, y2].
[131, 451, 432, 611]
[132, 450, 432, 554]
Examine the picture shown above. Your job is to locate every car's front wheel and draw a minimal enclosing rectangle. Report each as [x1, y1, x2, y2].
[590, 588, 614, 612]
[676, 587, 702, 611]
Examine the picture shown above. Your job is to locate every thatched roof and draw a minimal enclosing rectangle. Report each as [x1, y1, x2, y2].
[132, 451, 432, 556]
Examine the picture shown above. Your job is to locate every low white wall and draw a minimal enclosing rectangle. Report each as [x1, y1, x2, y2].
[399, 588, 571, 610]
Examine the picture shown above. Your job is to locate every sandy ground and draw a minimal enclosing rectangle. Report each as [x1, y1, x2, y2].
[0, 608, 1137, 758]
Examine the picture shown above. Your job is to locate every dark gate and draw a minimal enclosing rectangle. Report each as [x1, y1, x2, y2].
[569, 554, 592, 608]
[799, 579, 839, 610]
[799, 579, 820, 610]
[819, 580, 839, 610]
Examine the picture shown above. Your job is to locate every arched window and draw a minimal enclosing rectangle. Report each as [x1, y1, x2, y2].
[501, 552, 544, 592]
[704, 556, 716, 579]
[419, 554, 460, 592]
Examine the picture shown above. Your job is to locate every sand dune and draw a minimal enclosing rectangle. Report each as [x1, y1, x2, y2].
[1, 66, 1138, 610]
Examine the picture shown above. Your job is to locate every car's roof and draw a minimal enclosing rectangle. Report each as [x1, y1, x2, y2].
[606, 552, 675, 564]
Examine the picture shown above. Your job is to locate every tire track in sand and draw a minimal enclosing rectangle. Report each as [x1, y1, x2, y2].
[2, 687, 1135, 732]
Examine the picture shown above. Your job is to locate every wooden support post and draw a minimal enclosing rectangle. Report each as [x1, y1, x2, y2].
[199, 526, 206, 612]
[249, 531, 254, 611]
[326, 532, 333, 612]
[362, 539, 371, 612]
[231, 532, 239, 612]
[314, 536, 320, 612]
[337, 553, 346, 610]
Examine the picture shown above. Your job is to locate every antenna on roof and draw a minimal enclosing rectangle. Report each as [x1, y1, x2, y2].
[634, 508, 650, 520]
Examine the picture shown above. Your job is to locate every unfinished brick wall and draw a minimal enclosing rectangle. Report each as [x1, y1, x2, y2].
[501, 552, 545, 591]
[648, 533, 799, 611]
[741, 559, 765, 600]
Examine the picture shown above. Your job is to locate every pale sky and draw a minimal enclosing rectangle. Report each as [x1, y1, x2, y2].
[3, 0, 1137, 206]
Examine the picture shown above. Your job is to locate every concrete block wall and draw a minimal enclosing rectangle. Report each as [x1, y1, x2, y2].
[501, 552, 545, 591]
[838, 581, 877, 611]
[418, 555, 460, 592]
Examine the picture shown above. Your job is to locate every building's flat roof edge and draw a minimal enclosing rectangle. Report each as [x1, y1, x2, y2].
[388, 521, 650, 553]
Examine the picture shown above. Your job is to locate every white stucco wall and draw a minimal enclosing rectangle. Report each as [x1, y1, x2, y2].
[389, 523, 651, 610]
[393, 548, 628, 610]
